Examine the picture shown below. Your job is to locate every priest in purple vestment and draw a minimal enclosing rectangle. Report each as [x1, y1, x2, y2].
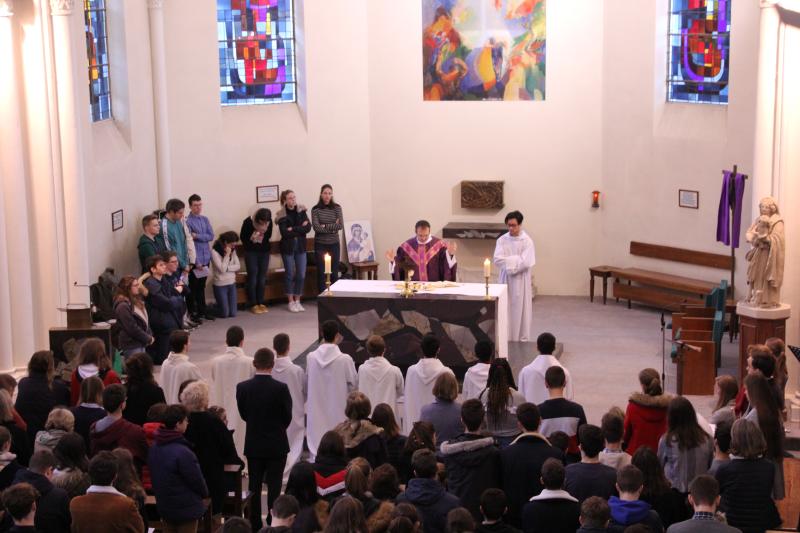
[386, 220, 458, 282]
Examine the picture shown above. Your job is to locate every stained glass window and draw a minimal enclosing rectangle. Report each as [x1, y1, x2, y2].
[217, 0, 296, 106]
[668, 0, 731, 105]
[84, 0, 111, 121]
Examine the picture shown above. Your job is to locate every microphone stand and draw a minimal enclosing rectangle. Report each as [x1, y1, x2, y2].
[660, 312, 666, 389]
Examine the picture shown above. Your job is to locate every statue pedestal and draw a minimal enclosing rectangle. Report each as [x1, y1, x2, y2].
[736, 302, 791, 382]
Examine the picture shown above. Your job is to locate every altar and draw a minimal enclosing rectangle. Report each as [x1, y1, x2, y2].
[317, 279, 508, 379]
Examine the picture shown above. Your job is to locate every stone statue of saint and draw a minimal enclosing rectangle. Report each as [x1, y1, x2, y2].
[744, 197, 785, 307]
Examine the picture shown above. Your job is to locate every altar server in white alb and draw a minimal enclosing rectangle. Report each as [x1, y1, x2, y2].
[306, 320, 357, 457]
[403, 334, 455, 434]
[462, 340, 494, 400]
[210, 326, 254, 458]
[493, 210, 536, 342]
[358, 335, 404, 418]
[271, 332, 307, 476]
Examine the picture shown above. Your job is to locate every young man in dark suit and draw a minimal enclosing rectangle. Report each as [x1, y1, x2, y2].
[236, 347, 293, 531]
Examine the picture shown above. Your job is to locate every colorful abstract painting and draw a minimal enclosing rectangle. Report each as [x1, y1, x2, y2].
[668, 0, 731, 105]
[217, 0, 296, 106]
[422, 0, 546, 101]
[84, 0, 111, 122]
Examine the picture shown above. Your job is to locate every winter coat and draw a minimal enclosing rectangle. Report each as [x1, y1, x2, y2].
[143, 275, 183, 332]
[276, 205, 311, 255]
[439, 433, 501, 522]
[623, 391, 672, 455]
[15, 375, 70, 445]
[70, 364, 121, 406]
[70, 490, 145, 533]
[333, 419, 387, 468]
[13, 468, 71, 533]
[89, 417, 149, 471]
[0, 452, 22, 491]
[607, 496, 664, 532]
[122, 381, 166, 427]
[521, 489, 580, 533]
[33, 429, 68, 455]
[113, 298, 152, 352]
[396, 478, 461, 533]
[383, 433, 407, 480]
[312, 455, 348, 501]
[715, 458, 781, 533]
[52, 466, 91, 499]
[148, 428, 209, 524]
[500, 433, 562, 528]
[184, 410, 240, 514]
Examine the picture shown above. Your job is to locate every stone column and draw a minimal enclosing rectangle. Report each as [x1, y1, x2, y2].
[751, 0, 780, 206]
[50, 0, 92, 305]
[148, 0, 172, 206]
[0, 0, 17, 372]
[1, 0, 37, 371]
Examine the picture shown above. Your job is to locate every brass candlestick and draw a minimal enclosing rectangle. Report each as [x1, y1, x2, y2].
[485, 276, 491, 300]
[325, 273, 332, 295]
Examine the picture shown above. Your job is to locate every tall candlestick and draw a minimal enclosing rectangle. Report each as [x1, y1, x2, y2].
[324, 253, 332, 274]
[484, 258, 491, 278]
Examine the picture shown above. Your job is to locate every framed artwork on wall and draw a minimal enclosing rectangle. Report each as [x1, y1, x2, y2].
[256, 185, 280, 203]
[678, 189, 699, 209]
[111, 209, 124, 231]
[422, 0, 547, 102]
[345, 220, 376, 263]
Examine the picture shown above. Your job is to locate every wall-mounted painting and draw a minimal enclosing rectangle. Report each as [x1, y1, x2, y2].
[422, 0, 546, 102]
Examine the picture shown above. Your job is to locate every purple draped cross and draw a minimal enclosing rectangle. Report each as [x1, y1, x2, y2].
[716, 170, 746, 248]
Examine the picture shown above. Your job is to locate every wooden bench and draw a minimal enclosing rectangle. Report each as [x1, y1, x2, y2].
[594, 242, 733, 312]
[234, 239, 319, 305]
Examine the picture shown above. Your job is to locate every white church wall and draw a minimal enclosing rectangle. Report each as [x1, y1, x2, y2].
[600, 0, 761, 298]
[84, 0, 159, 279]
[367, 0, 605, 295]
[160, 0, 373, 251]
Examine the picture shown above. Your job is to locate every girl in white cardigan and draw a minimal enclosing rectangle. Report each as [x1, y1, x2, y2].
[210, 231, 241, 318]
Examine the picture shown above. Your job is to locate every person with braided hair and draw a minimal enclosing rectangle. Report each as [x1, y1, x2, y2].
[622, 368, 672, 455]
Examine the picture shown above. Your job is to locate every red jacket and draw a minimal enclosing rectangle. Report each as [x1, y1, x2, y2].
[141, 422, 162, 490]
[623, 392, 672, 455]
[70, 365, 121, 405]
[90, 417, 149, 471]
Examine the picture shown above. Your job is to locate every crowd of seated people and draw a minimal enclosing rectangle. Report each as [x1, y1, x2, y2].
[0, 319, 790, 533]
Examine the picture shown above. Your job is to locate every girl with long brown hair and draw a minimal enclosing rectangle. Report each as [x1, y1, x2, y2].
[479, 359, 526, 447]
[710, 374, 738, 425]
[69, 338, 121, 405]
[113, 275, 154, 359]
[657, 396, 713, 493]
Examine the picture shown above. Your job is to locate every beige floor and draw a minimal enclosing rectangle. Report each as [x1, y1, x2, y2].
[179, 294, 737, 425]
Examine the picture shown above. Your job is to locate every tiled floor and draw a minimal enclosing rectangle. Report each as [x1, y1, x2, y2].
[179, 294, 738, 425]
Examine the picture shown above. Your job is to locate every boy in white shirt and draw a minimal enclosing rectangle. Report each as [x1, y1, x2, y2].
[403, 334, 454, 434]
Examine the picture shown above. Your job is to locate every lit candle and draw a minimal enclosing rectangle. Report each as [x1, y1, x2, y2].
[484, 258, 491, 278]
[324, 253, 332, 274]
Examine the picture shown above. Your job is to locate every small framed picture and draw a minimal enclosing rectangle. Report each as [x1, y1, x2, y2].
[111, 209, 124, 231]
[256, 185, 280, 203]
[678, 189, 699, 209]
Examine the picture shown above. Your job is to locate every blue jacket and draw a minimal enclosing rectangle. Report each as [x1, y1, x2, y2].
[186, 214, 214, 266]
[396, 478, 461, 533]
[148, 428, 209, 523]
[608, 496, 664, 533]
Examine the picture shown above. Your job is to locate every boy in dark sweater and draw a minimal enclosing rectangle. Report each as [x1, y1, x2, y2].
[564, 424, 617, 503]
[537, 366, 587, 463]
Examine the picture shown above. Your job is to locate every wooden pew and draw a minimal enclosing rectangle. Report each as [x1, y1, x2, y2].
[609, 242, 732, 312]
